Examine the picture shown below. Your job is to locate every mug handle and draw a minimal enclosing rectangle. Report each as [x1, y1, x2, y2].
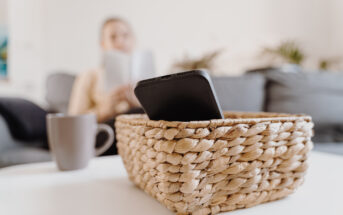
[95, 124, 115, 156]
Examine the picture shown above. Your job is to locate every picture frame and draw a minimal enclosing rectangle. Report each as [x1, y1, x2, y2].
[0, 25, 8, 80]
[0, 0, 8, 81]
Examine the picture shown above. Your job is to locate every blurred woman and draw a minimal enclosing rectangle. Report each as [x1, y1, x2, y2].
[68, 17, 142, 155]
[68, 17, 139, 123]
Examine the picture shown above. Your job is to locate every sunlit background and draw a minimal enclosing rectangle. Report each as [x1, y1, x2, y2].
[1, 0, 343, 104]
[1, 2, 343, 213]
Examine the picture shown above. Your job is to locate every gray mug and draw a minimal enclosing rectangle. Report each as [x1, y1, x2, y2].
[47, 113, 114, 171]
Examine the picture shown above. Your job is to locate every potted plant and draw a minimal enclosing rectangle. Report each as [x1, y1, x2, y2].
[248, 40, 305, 74]
[170, 50, 221, 74]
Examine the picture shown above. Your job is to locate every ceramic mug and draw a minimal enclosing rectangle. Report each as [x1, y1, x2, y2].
[47, 113, 114, 171]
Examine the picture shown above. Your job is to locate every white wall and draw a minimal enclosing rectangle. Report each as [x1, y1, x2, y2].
[330, 0, 343, 58]
[0, 0, 340, 104]
[39, 0, 332, 74]
[0, 0, 44, 103]
[0, 0, 7, 24]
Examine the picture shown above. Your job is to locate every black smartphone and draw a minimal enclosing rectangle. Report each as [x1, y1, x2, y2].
[134, 70, 224, 121]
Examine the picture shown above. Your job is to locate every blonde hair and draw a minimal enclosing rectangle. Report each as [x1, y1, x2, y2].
[100, 17, 132, 39]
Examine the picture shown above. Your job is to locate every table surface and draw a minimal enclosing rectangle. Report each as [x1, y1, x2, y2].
[0, 151, 342, 215]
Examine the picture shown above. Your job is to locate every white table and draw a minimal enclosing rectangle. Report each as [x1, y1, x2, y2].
[0, 151, 342, 215]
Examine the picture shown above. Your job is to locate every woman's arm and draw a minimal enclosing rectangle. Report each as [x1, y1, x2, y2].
[68, 71, 96, 116]
[68, 71, 126, 122]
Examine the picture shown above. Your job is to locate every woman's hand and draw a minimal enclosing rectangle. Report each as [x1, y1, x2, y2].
[109, 84, 130, 103]
[107, 84, 140, 112]
[124, 84, 140, 108]
[100, 85, 128, 117]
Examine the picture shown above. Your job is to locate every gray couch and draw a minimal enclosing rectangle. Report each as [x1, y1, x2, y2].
[0, 115, 51, 168]
[0, 73, 75, 168]
[213, 71, 343, 156]
[0, 70, 342, 167]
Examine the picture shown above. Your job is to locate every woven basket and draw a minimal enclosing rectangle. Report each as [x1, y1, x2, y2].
[116, 112, 313, 215]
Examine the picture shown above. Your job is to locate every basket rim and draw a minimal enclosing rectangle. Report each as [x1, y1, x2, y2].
[116, 111, 312, 128]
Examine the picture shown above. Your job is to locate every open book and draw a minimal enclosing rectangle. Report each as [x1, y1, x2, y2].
[103, 50, 155, 91]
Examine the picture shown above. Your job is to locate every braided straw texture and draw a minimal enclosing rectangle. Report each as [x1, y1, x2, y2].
[116, 112, 313, 215]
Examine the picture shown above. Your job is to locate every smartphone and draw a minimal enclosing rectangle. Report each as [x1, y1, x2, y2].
[134, 70, 224, 121]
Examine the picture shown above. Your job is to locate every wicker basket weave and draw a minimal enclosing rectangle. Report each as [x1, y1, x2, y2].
[116, 112, 313, 215]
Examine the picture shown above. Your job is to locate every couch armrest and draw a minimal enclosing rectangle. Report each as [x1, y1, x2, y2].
[0, 112, 45, 150]
[0, 115, 15, 150]
[0, 97, 48, 148]
[0, 115, 51, 167]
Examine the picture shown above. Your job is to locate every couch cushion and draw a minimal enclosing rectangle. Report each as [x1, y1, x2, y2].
[0, 114, 14, 150]
[266, 72, 343, 124]
[265, 71, 343, 142]
[0, 97, 47, 145]
[0, 145, 51, 168]
[212, 74, 266, 112]
[0, 115, 50, 168]
[314, 143, 343, 156]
